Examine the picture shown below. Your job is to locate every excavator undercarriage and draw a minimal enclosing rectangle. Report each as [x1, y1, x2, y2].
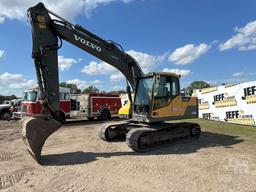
[99, 121, 201, 152]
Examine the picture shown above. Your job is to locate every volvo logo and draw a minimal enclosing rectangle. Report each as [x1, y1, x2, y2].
[74, 34, 102, 52]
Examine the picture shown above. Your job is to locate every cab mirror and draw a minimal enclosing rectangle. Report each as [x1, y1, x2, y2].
[180, 90, 185, 96]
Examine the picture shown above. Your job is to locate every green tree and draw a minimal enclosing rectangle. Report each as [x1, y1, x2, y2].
[116, 90, 127, 94]
[107, 90, 127, 95]
[190, 81, 210, 89]
[5, 95, 17, 100]
[0, 95, 18, 104]
[59, 82, 81, 94]
[183, 81, 211, 96]
[73, 89, 81, 94]
[82, 86, 99, 93]
[0, 95, 5, 104]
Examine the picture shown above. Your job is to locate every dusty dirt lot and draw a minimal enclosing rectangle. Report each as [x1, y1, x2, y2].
[0, 119, 256, 192]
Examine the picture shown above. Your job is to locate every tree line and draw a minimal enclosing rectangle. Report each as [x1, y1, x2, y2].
[59, 82, 127, 95]
[182, 81, 211, 95]
[0, 81, 211, 104]
[0, 95, 18, 104]
[60, 80, 211, 96]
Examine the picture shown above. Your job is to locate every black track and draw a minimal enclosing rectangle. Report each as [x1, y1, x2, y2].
[99, 121, 201, 152]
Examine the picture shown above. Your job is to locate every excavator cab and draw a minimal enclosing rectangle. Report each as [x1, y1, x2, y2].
[132, 72, 198, 123]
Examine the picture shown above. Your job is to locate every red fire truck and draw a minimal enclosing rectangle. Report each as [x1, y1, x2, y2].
[14, 88, 122, 121]
[14, 87, 71, 121]
[71, 93, 122, 120]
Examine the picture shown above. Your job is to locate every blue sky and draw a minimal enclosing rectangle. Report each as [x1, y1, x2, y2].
[0, 0, 256, 96]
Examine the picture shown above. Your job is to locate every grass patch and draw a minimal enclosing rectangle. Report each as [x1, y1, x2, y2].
[170, 118, 256, 144]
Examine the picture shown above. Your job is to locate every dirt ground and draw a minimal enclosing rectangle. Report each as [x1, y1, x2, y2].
[0, 119, 256, 192]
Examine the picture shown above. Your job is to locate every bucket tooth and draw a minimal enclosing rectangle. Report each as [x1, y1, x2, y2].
[21, 116, 62, 164]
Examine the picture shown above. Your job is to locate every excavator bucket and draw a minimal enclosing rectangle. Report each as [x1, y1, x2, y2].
[21, 116, 62, 164]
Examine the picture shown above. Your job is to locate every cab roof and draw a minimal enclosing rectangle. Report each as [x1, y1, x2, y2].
[142, 72, 180, 78]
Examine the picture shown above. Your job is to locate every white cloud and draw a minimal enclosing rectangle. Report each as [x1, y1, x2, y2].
[113, 85, 123, 91]
[58, 56, 77, 71]
[232, 72, 245, 77]
[66, 78, 103, 90]
[0, 16, 4, 24]
[67, 79, 88, 90]
[0, 0, 134, 24]
[89, 79, 103, 85]
[82, 0, 133, 18]
[9, 79, 36, 89]
[81, 61, 118, 75]
[0, 72, 24, 83]
[127, 49, 166, 73]
[78, 58, 83, 62]
[169, 43, 210, 65]
[162, 68, 191, 77]
[110, 74, 124, 82]
[0, 49, 4, 60]
[232, 71, 256, 77]
[82, 50, 167, 82]
[219, 20, 256, 51]
[0, 72, 36, 96]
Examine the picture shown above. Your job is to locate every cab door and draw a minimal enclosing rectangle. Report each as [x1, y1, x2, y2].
[152, 75, 180, 118]
[170, 77, 198, 118]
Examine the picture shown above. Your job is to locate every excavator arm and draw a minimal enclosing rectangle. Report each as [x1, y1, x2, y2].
[23, 3, 143, 163]
[28, 2, 143, 118]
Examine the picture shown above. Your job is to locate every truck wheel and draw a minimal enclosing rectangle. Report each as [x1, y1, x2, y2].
[55, 110, 66, 123]
[87, 117, 95, 121]
[1, 111, 11, 120]
[100, 109, 111, 121]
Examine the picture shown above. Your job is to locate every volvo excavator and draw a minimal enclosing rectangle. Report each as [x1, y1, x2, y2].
[22, 3, 201, 164]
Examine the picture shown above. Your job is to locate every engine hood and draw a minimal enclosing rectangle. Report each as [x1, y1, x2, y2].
[0, 104, 10, 109]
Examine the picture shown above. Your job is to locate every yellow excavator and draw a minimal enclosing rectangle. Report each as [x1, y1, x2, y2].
[118, 93, 133, 119]
[22, 3, 201, 164]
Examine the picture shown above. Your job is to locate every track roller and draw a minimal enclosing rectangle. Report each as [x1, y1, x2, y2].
[126, 128, 156, 152]
[190, 123, 201, 138]
[99, 123, 129, 141]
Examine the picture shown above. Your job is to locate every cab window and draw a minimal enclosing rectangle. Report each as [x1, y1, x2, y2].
[23, 91, 37, 102]
[171, 77, 180, 96]
[64, 93, 70, 100]
[60, 92, 70, 100]
[153, 75, 180, 110]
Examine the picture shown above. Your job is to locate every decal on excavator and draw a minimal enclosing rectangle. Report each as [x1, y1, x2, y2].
[37, 16, 46, 29]
[74, 34, 102, 52]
